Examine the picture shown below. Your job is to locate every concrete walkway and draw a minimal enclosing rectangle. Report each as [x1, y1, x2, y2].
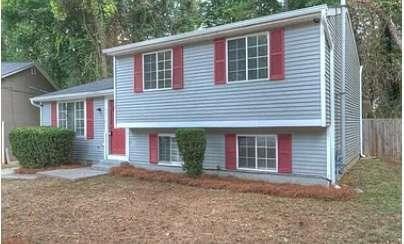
[37, 167, 107, 181]
[1, 168, 39, 180]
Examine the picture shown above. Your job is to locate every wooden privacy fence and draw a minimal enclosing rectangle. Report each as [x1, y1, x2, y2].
[363, 119, 401, 162]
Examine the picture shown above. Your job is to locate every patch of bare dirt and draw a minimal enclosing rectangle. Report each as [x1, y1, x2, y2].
[2, 159, 400, 243]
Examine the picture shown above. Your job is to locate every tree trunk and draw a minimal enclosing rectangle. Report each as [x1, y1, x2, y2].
[387, 17, 402, 51]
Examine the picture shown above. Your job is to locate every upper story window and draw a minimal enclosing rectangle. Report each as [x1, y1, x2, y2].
[143, 50, 172, 90]
[58, 101, 85, 136]
[227, 33, 268, 82]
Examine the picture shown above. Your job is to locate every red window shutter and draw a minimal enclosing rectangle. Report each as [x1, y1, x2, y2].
[278, 134, 292, 173]
[214, 38, 226, 85]
[51, 102, 57, 127]
[173, 46, 184, 89]
[225, 134, 237, 170]
[86, 98, 94, 139]
[134, 54, 143, 93]
[149, 133, 158, 164]
[270, 28, 285, 80]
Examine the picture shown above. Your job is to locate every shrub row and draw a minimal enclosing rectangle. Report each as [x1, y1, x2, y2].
[9, 127, 75, 168]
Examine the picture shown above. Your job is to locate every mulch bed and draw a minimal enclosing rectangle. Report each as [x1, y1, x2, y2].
[15, 163, 83, 174]
[110, 164, 356, 201]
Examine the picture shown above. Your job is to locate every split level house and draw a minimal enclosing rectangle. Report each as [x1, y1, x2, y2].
[30, 5, 361, 185]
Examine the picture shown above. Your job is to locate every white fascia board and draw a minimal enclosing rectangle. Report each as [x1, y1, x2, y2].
[103, 5, 327, 56]
[116, 119, 324, 128]
[31, 89, 114, 102]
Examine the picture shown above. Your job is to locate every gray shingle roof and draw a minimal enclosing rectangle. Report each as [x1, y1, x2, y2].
[2, 62, 33, 77]
[34, 77, 113, 99]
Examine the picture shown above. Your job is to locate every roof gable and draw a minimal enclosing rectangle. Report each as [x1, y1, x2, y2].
[1, 62, 33, 77]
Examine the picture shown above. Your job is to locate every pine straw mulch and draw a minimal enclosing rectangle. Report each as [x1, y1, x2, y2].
[14, 163, 83, 174]
[109, 164, 356, 201]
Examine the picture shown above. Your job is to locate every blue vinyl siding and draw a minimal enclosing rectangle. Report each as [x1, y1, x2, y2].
[115, 23, 322, 124]
[328, 15, 344, 169]
[328, 13, 360, 176]
[72, 97, 105, 161]
[343, 13, 361, 166]
[128, 128, 327, 177]
[40, 98, 106, 161]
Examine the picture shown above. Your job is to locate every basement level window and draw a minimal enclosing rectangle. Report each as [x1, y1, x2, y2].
[237, 135, 277, 171]
[159, 135, 182, 166]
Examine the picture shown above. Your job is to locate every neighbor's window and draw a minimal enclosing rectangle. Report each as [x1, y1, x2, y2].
[227, 33, 268, 82]
[238, 135, 276, 170]
[58, 101, 85, 136]
[144, 50, 172, 90]
[159, 135, 181, 164]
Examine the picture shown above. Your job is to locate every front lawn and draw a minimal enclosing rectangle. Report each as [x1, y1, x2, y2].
[1, 159, 401, 243]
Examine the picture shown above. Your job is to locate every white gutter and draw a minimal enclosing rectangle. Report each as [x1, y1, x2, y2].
[31, 89, 114, 102]
[30, 98, 41, 108]
[103, 5, 327, 56]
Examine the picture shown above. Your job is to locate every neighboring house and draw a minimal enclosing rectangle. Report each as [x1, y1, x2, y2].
[1, 62, 58, 162]
[31, 5, 361, 185]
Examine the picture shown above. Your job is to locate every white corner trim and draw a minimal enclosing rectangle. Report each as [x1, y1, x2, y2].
[319, 9, 327, 127]
[329, 46, 336, 184]
[116, 119, 324, 128]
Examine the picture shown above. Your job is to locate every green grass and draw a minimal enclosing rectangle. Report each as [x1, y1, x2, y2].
[342, 158, 401, 213]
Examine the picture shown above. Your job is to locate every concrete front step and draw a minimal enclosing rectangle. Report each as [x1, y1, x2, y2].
[91, 159, 123, 171]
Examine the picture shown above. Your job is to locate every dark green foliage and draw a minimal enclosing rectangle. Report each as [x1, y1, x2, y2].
[176, 128, 207, 177]
[9, 127, 75, 168]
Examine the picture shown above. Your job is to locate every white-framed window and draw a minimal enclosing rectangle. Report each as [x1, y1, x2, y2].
[227, 33, 268, 82]
[237, 135, 277, 171]
[58, 101, 85, 137]
[159, 134, 182, 165]
[143, 49, 172, 90]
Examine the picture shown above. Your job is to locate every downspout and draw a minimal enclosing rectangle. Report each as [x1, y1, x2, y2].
[359, 65, 365, 157]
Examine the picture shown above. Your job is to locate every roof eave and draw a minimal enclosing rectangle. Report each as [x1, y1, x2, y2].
[31, 89, 114, 103]
[103, 5, 327, 56]
[1, 63, 34, 78]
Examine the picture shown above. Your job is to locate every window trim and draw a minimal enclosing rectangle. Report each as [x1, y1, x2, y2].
[142, 49, 173, 91]
[236, 134, 278, 172]
[56, 100, 86, 138]
[226, 31, 270, 84]
[158, 133, 183, 166]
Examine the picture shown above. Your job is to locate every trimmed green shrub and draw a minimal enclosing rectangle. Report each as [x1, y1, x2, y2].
[9, 127, 75, 168]
[176, 128, 206, 177]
